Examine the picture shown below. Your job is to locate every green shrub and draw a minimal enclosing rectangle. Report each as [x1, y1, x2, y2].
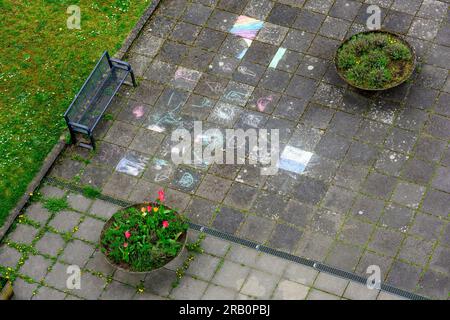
[336, 32, 414, 89]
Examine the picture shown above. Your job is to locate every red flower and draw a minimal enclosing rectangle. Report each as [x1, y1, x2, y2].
[158, 189, 165, 202]
[162, 220, 169, 228]
[124, 231, 131, 239]
[123, 242, 128, 248]
[147, 205, 152, 212]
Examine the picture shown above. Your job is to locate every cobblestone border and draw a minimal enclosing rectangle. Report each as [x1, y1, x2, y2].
[43, 176, 428, 300]
[0, 0, 162, 241]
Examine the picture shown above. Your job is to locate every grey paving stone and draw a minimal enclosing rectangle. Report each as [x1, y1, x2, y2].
[35, 232, 65, 257]
[60, 239, 95, 266]
[7, 224, 39, 245]
[19, 254, 51, 282]
[101, 281, 136, 300]
[307, 289, 340, 300]
[313, 272, 349, 296]
[201, 236, 231, 257]
[240, 269, 279, 299]
[351, 194, 384, 223]
[49, 210, 81, 233]
[237, 215, 275, 243]
[171, 276, 208, 300]
[11, 278, 37, 300]
[355, 251, 393, 281]
[362, 172, 397, 200]
[273, 279, 309, 300]
[269, 223, 302, 252]
[325, 242, 363, 271]
[202, 284, 237, 300]
[431, 166, 450, 193]
[25, 202, 50, 224]
[212, 260, 250, 290]
[429, 246, 450, 275]
[283, 263, 318, 287]
[39, 185, 66, 198]
[67, 193, 92, 212]
[343, 282, 379, 300]
[369, 228, 404, 258]
[398, 235, 434, 266]
[293, 9, 325, 32]
[0, 245, 21, 268]
[113, 269, 145, 286]
[187, 254, 221, 281]
[75, 217, 105, 243]
[102, 172, 138, 199]
[255, 253, 288, 276]
[212, 206, 245, 234]
[386, 260, 422, 292]
[89, 199, 121, 220]
[85, 249, 115, 276]
[144, 269, 177, 296]
[226, 245, 258, 268]
[391, 182, 426, 209]
[33, 286, 66, 300]
[418, 269, 450, 300]
[295, 230, 334, 262]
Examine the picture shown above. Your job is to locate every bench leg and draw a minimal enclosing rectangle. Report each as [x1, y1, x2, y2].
[68, 127, 77, 145]
[130, 70, 137, 87]
[89, 133, 96, 150]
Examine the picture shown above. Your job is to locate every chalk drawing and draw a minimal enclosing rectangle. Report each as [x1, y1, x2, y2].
[178, 172, 194, 188]
[257, 95, 273, 112]
[132, 105, 145, 118]
[116, 153, 149, 177]
[174, 67, 198, 83]
[278, 146, 313, 174]
[236, 39, 253, 59]
[191, 97, 213, 109]
[269, 47, 287, 69]
[230, 16, 264, 40]
[205, 81, 224, 94]
[238, 66, 257, 77]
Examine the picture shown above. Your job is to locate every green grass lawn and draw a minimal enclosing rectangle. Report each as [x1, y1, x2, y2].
[0, 0, 151, 226]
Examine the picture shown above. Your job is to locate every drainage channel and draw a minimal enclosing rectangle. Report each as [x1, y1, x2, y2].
[44, 177, 428, 300]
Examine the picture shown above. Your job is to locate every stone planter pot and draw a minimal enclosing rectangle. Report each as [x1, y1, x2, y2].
[0, 280, 14, 300]
[100, 203, 187, 275]
[335, 30, 416, 91]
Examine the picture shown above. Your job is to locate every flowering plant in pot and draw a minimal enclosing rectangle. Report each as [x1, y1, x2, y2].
[335, 30, 416, 90]
[100, 190, 189, 273]
[0, 276, 14, 300]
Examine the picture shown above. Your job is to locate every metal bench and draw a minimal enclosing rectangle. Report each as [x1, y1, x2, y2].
[64, 51, 137, 149]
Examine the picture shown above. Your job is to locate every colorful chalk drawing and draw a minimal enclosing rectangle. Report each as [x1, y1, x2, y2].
[236, 39, 253, 59]
[257, 95, 274, 112]
[153, 158, 173, 182]
[278, 146, 313, 174]
[269, 48, 287, 69]
[230, 16, 264, 40]
[132, 105, 145, 118]
[116, 153, 149, 177]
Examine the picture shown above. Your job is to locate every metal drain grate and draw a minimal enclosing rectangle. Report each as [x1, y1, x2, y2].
[44, 177, 429, 300]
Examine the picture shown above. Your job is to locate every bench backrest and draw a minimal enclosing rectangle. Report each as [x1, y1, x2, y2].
[64, 51, 113, 127]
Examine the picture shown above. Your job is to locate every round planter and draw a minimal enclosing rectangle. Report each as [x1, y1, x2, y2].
[99, 203, 188, 275]
[335, 30, 416, 91]
[0, 280, 14, 300]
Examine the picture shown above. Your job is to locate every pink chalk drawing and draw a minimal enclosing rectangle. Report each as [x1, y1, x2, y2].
[257, 95, 273, 112]
[132, 105, 145, 118]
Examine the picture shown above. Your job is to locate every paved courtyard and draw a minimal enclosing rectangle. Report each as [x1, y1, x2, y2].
[1, 0, 450, 299]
